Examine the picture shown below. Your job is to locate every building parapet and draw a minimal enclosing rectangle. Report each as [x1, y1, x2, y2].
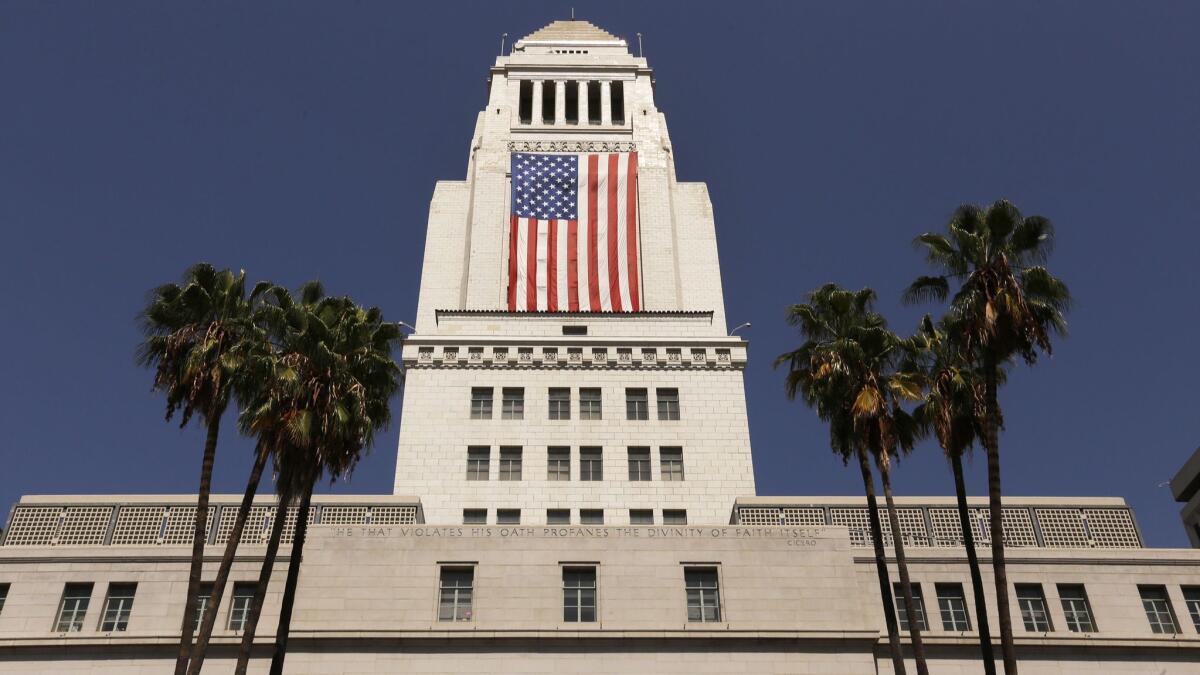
[732, 496, 1144, 550]
[1, 495, 423, 548]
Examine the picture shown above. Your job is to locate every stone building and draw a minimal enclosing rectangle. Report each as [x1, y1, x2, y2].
[2, 19, 1199, 674]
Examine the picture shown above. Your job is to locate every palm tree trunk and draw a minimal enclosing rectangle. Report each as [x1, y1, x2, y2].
[187, 443, 268, 675]
[983, 354, 1018, 674]
[952, 452, 996, 675]
[234, 490, 291, 675]
[858, 448, 907, 675]
[174, 414, 221, 675]
[880, 458, 929, 675]
[269, 484, 314, 675]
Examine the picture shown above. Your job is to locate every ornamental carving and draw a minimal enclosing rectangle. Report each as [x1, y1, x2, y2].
[507, 140, 636, 153]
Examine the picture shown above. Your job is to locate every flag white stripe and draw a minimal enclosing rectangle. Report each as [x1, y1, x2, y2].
[576, 156, 590, 310]
[536, 219, 549, 310]
[615, 153, 631, 311]
[515, 218, 528, 308]
[595, 155, 612, 312]
[556, 219, 569, 309]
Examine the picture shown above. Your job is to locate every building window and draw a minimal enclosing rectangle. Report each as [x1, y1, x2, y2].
[438, 568, 474, 622]
[542, 79, 556, 124]
[549, 388, 571, 420]
[1058, 584, 1097, 633]
[630, 509, 654, 525]
[936, 583, 971, 631]
[502, 387, 524, 419]
[548, 447, 570, 480]
[228, 582, 255, 631]
[1140, 586, 1180, 634]
[194, 582, 214, 634]
[563, 567, 597, 622]
[1016, 584, 1053, 632]
[660, 447, 684, 481]
[685, 568, 721, 622]
[587, 81, 602, 124]
[656, 388, 680, 420]
[565, 81, 579, 124]
[580, 447, 603, 481]
[1180, 587, 1200, 632]
[470, 387, 493, 419]
[894, 583, 929, 632]
[99, 583, 137, 632]
[518, 80, 533, 124]
[499, 446, 522, 480]
[0, 583, 8, 617]
[663, 509, 687, 525]
[627, 447, 651, 481]
[548, 509, 571, 525]
[610, 80, 626, 125]
[497, 509, 521, 525]
[579, 388, 602, 419]
[54, 583, 92, 632]
[625, 388, 649, 420]
[580, 509, 604, 524]
[463, 509, 487, 525]
[466, 446, 490, 480]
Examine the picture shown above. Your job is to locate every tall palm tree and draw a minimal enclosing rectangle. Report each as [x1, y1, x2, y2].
[775, 284, 927, 675]
[905, 200, 1070, 674]
[138, 263, 256, 675]
[911, 315, 997, 675]
[227, 282, 403, 675]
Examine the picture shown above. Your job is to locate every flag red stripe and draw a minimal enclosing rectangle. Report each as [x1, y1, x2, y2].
[586, 154, 601, 312]
[526, 219, 538, 310]
[567, 219, 579, 311]
[547, 219, 558, 311]
[606, 153, 622, 311]
[626, 152, 640, 311]
[508, 215, 518, 311]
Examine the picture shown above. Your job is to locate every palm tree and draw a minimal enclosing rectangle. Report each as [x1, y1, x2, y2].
[227, 282, 404, 675]
[905, 200, 1070, 674]
[911, 315, 997, 674]
[775, 284, 927, 675]
[138, 263, 256, 675]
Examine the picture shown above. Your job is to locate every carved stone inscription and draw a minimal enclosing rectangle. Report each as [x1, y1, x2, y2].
[329, 525, 824, 547]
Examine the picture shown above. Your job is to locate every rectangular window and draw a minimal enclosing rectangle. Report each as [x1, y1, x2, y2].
[466, 446, 490, 480]
[194, 582, 214, 634]
[894, 583, 929, 632]
[565, 81, 579, 124]
[0, 583, 8, 617]
[541, 79, 556, 124]
[685, 568, 721, 622]
[660, 447, 685, 481]
[497, 509, 521, 525]
[663, 509, 687, 525]
[630, 509, 654, 525]
[587, 81, 602, 124]
[627, 447, 651, 481]
[499, 446, 522, 481]
[463, 509, 487, 525]
[228, 582, 255, 631]
[501, 387, 524, 420]
[518, 80, 533, 124]
[1182, 587, 1200, 632]
[1140, 586, 1180, 634]
[1016, 584, 1053, 632]
[563, 567, 597, 622]
[580, 509, 604, 524]
[936, 583, 971, 631]
[470, 387, 493, 419]
[562, 325, 587, 336]
[99, 583, 136, 632]
[610, 81, 625, 125]
[625, 388, 649, 420]
[547, 509, 571, 525]
[54, 583, 92, 632]
[580, 447, 603, 481]
[656, 388, 680, 420]
[548, 388, 571, 420]
[548, 447, 570, 481]
[579, 388, 602, 419]
[1058, 584, 1097, 633]
[438, 568, 474, 622]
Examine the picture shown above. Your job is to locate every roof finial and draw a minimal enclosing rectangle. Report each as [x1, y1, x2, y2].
[500, 32, 508, 56]
[637, 32, 644, 58]
[571, 7, 575, 19]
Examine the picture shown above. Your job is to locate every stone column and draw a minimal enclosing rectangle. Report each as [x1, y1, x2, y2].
[600, 81, 612, 126]
[578, 81, 590, 125]
[555, 80, 566, 126]
[532, 80, 544, 125]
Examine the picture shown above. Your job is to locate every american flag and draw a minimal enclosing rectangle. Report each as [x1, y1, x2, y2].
[508, 152, 640, 312]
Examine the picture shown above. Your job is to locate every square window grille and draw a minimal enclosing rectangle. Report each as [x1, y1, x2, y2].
[110, 506, 167, 546]
[162, 506, 215, 546]
[370, 506, 417, 525]
[1036, 508, 1091, 548]
[57, 507, 114, 546]
[215, 505, 273, 545]
[319, 505, 369, 526]
[738, 507, 782, 526]
[1083, 508, 1141, 548]
[781, 508, 826, 526]
[3, 506, 63, 546]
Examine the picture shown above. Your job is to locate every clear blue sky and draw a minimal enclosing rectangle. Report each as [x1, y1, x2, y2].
[2, 2, 1197, 547]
